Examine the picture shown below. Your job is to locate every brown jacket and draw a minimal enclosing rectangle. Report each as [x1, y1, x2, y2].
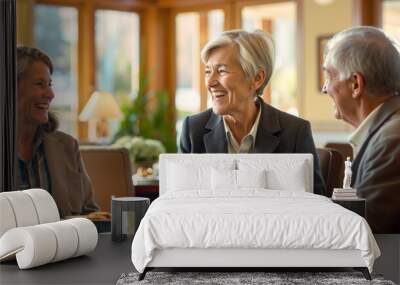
[43, 131, 99, 217]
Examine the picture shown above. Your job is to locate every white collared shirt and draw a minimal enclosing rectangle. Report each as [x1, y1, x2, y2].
[348, 104, 383, 158]
[223, 106, 262, 153]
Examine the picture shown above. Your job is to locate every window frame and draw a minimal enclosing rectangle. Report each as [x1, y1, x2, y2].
[169, 3, 230, 118]
[33, 0, 304, 140]
[236, 0, 303, 114]
[35, 0, 145, 140]
[169, 0, 303, 118]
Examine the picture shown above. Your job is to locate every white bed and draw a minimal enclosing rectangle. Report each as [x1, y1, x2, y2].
[131, 154, 380, 280]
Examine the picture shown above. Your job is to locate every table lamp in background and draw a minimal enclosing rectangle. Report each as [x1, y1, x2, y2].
[79, 91, 122, 143]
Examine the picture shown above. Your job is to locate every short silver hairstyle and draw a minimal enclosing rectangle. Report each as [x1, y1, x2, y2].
[324, 26, 400, 96]
[201, 29, 275, 96]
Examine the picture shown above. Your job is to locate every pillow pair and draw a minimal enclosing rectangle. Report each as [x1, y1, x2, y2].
[166, 161, 266, 192]
[211, 164, 307, 191]
[211, 168, 267, 190]
[237, 160, 308, 192]
[166, 159, 308, 193]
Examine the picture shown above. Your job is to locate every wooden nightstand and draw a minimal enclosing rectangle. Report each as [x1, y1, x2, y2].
[132, 176, 159, 202]
[331, 198, 366, 217]
[135, 184, 159, 202]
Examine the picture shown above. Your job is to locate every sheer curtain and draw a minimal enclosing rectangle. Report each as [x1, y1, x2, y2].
[0, 0, 17, 192]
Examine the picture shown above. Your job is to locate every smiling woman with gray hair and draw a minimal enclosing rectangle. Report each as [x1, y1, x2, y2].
[180, 29, 325, 196]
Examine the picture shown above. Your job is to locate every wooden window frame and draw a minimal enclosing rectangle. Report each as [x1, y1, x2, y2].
[35, 0, 146, 140]
[353, 0, 382, 27]
[235, 0, 303, 113]
[170, 0, 303, 117]
[33, 0, 304, 140]
[169, 2, 233, 118]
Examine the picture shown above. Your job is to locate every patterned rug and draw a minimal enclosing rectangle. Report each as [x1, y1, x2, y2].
[117, 271, 396, 285]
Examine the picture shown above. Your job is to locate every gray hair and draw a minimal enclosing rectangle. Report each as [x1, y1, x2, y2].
[201, 29, 275, 96]
[324, 26, 400, 96]
[17, 46, 53, 81]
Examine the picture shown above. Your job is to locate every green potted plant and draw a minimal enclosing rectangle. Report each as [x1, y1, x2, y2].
[113, 68, 176, 154]
[113, 136, 165, 172]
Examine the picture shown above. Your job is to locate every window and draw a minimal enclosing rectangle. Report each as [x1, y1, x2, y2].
[95, 10, 140, 137]
[175, 12, 200, 124]
[206, 9, 225, 108]
[241, 1, 298, 116]
[95, 10, 140, 99]
[382, 0, 400, 42]
[175, 9, 225, 137]
[34, 4, 78, 136]
[33, 4, 140, 140]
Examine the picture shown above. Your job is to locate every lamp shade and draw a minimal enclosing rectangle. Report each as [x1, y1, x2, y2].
[79, 92, 122, 121]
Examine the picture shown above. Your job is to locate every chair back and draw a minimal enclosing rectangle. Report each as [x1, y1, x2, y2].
[80, 147, 135, 212]
[325, 142, 353, 160]
[317, 147, 345, 197]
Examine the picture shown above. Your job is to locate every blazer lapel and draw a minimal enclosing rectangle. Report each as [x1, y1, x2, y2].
[352, 96, 400, 185]
[42, 133, 70, 215]
[204, 113, 228, 153]
[202, 98, 282, 153]
[43, 133, 64, 177]
[252, 99, 281, 153]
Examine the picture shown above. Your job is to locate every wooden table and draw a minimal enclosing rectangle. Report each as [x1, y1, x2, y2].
[133, 177, 159, 202]
[0, 233, 133, 285]
[331, 198, 366, 217]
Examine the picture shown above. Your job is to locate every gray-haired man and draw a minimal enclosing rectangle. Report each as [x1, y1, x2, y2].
[323, 26, 400, 233]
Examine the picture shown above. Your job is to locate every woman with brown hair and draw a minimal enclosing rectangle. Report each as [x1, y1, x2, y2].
[16, 46, 98, 217]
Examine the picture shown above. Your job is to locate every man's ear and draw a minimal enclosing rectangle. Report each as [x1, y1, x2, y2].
[351, 72, 365, 99]
[252, 69, 266, 91]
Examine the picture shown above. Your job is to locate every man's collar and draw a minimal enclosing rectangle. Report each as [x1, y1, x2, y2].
[348, 103, 383, 157]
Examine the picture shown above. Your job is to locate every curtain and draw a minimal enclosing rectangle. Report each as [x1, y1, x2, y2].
[0, 0, 17, 192]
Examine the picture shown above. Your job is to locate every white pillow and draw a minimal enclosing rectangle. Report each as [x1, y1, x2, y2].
[266, 162, 307, 191]
[211, 168, 236, 190]
[238, 160, 307, 191]
[167, 162, 208, 191]
[211, 168, 267, 190]
[236, 169, 267, 189]
[167, 160, 235, 192]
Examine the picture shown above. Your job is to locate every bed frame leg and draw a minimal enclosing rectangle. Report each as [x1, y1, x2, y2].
[138, 268, 148, 281]
[354, 267, 371, 280]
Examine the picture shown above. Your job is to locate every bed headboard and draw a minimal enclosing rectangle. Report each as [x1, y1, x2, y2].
[159, 154, 314, 195]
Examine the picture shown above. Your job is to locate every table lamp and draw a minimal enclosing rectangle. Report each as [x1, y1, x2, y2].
[79, 91, 122, 142]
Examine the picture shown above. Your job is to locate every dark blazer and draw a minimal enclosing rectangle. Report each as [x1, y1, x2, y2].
[351, 95, 400, 233]
[180, 99, 325, 195]
[43, 131, 99, 217]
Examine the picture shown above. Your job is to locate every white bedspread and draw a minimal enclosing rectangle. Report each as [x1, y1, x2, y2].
[131, 190, 380, 273]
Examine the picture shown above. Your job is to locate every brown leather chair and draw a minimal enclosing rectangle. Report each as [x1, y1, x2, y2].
[325, 142, 353, 160]
[317, 147, 345, 197]
[80, 147, 135, 212]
